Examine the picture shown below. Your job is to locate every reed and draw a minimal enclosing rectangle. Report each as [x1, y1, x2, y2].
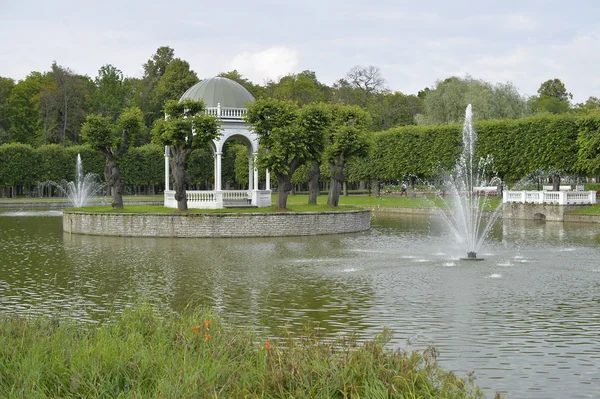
[0, 305, 487, 398]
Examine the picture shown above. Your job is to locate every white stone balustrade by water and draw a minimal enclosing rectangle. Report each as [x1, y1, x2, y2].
[503, 190, 597, 205]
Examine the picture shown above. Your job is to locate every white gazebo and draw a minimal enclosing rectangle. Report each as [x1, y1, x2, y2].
[163, 77, 272, 209]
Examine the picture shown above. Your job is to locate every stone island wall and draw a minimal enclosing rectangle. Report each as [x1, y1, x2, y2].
[63, 210, 371, 237]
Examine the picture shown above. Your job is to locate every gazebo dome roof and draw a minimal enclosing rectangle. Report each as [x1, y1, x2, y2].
[179, 77, 254, 108]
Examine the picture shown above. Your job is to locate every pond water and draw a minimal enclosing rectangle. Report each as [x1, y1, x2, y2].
[1, 210, 599, 398]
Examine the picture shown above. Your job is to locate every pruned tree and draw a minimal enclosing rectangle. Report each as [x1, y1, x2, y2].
[325, 105, 372, 206]
[152, 99, 221, 211]
[81, 107, 144, 208]
[245, 99, 330, 209]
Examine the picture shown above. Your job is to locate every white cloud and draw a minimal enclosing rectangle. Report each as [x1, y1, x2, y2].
[229, 46, 298, 83]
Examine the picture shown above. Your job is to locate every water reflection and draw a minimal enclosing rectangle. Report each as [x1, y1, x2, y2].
[0, 212, 599, 398]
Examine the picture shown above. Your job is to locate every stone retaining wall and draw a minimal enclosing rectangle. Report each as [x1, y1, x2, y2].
[63, 210, 371, 237]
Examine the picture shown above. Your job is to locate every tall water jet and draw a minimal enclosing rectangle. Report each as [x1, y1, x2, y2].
[51, 154, 105, 207]
[437, 105, 502, 260]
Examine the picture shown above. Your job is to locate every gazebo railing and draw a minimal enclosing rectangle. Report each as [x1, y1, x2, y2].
[204, 104, 247, 120]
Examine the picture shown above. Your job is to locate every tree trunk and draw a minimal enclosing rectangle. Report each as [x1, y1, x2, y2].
[552, 175, 560, 191]
[327, 159, 345, 207]
[343, 181, 348, 196]
[171, 147, 190, 211]
[105, 160, 124, 209]
[307, 161, 320, 204]
[370, 179, 380, 197]
[276, 175, 291, 209]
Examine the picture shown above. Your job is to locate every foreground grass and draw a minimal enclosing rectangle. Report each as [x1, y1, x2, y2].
[0, 305, 485, 398]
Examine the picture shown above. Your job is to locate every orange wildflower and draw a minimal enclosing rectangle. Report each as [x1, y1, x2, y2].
[191, 325, 201, 334]
[204, 334, 212, 342]
[204, 320, 212, 329]
[263, 340, 273, 349]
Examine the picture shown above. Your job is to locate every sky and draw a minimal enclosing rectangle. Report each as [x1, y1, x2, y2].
[1, 0, 599, 104]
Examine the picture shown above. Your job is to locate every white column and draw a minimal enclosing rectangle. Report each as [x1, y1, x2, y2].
[253, 153, 259, 190]
[248, 152, 254, 191]
[164, 146, 170, 191]
[265, 169, 271, 190]
[215, 152, 222, 191]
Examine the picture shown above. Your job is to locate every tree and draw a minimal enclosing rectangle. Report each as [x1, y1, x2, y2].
[91, 64, 130, 121]
[530, 78, 572, 115]
[52, 62, 90, 145]
[140, 46, 175, 126]
[417, 76, 529, 125]
[333, 66, 386, 107]
[537, 78, 572, 101]
[264, 70, 331, 105]
[368, 91, 423, 130]
[81, 107, 144, 208]
[155, 59, 199, 105]
[325, 105, 372, 206]
[153, 99, 221, 211]
[245, 99, 330, 209]
[574, 96, 600, 114]
[6, 72, 46, 144]
[0, 77, 15, 143]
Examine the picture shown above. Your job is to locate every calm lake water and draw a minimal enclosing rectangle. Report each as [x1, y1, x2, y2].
[1, 210, 599, 398]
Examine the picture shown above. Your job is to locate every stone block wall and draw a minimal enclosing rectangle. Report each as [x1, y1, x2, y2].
[63, 210, 371, 237]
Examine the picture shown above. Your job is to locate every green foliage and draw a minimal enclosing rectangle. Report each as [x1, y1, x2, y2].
[155, 59, 199, 105]
[153, 100, 220, 149]
[6, 72, 46, 145]
[0, 305, 484, 398]
[121, 144, 164, 186]
[326, 104, 372, 161]
[65, 145, 106, 178]
[0, 76, 15, 142]
[264, 70, 331, 105]
[187, 148, 214, 187]
[82, 107, 144, 155]
[574, 115, 600, 176]
[0, 143, 38, 187]
[91, 64, 131, 121]
[417, 76, 529, 125]
[529, 78, 572, 115]
[34, 144, 72, 182]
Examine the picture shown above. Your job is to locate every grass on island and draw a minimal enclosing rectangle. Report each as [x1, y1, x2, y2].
[0, 304, 486, 398]
[286, 193, 503, 211]
[66, 193, 501, 213]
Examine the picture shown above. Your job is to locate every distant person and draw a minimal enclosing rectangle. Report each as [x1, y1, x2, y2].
[400, 182, 407, 196]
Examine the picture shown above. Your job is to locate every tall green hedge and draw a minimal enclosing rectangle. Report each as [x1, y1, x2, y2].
[370, 113, 595, 184]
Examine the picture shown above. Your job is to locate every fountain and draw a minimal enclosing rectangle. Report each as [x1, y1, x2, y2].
[50, 154, 105, 207]
[437, 105, 503, 260]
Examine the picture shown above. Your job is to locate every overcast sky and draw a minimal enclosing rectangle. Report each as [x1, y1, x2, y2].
[1, 0, 599, 103]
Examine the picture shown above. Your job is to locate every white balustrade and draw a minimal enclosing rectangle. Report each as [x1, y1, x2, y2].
[503, 190, 597, 205]
[164, 190, 272, 209]
[222, 190, 251, 200]
[204, 107, 247, 120]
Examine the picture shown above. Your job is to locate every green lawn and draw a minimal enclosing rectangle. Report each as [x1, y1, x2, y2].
[567, 203, 600, 214]
[0, 195, 163, 204]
